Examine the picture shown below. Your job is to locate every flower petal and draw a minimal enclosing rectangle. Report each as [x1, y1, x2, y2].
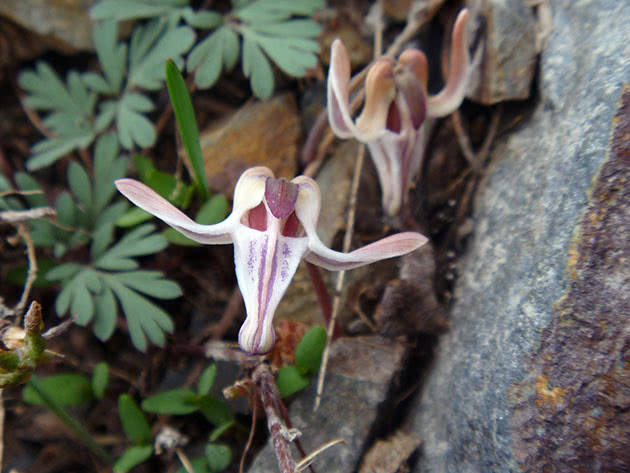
[232, 166, 272, 215]
[327, 39, 363, 139]
[115, 179, 236, 244]
[234, 225, 309, 354]
[356, 58, 397, 139]
[427, 9, 470, 117]
[305, 231, 428, 271]
[292, 174, 428, 268]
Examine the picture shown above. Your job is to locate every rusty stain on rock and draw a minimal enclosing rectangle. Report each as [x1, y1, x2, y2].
[509, 85, 630, 471]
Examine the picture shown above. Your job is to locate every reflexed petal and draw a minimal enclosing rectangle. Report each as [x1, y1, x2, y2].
[327, 39, 363, 139]
[427, 9, 470, 117]
[115, 179, 236, 244]
[233, 225, 309, 354]
[305, 231, 428, 271]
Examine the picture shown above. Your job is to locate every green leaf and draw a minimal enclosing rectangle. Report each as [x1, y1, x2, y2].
[165, 59, 208, 199]
[92, 0, 188, 21]
[235, 0, 324, 23]
[209, 421, 234, 442]
[187, 30, 223, 89]
[249, 19, 321, 37]
[105, 276, 174, 351]
[91, 224, 115, 260]
[110, 271, 182, 299]
[196, 194, 229, 224]
[117, 207, 153, 227]
[197, 396, 233, 426]
[295, 325, 326, 374]
[55, 192, 77, 227]
[205, 444, 231, 472]
[14, 172, 46, 207]
[93, 133, 127, 216]
[252, 32, 318, 77]
[118, 394, 152, 444]
[27, 133, 95, 170]
[117, 93, 157, 149]
[69, 272, 94, 325]
[93, 285, 118, 341]
[92, 362, 109, 400]
[242, 35, 274, 99]
[182, 9, 223, 29]
[113, 445, 153, 473]
[197, 364, 217, 396]
[23, 374, 94, 406]
[68, 161, 92, 209]
[95, 224, 167, 271]
[276, 365, 309, 397]
[46, 262, 82, 281]
[142, 388, 198, 415]
[95, 201, 128, 230]
[128, 20, 195, 90]
[91, 20, 126, 94]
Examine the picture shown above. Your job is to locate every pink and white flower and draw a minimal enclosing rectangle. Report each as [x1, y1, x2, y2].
[328, 9, 470, 216]
[116, 167, 427, 355]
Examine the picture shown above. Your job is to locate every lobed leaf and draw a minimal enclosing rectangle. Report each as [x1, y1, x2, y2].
[242, 35, 273, 99]
[92, 0, 188, 21]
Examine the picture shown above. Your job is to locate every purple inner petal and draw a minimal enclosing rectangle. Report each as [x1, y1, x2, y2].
[247, 202, 267, 231]
[265, 177, 299, 219]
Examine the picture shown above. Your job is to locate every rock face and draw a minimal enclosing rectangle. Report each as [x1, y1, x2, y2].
[465, 0, 538, 104]
[409, 1, 630, 472]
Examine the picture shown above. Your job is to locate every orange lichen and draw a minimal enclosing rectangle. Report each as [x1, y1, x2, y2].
[535, 374, 567, 408]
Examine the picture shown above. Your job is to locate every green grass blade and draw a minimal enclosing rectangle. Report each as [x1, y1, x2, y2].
[165, 59, 208, 199]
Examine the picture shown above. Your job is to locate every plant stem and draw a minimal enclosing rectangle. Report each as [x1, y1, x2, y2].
[26, 378, 113, 464]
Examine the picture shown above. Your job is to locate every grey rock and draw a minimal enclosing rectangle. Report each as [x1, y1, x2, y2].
[247, 336, 406, 473]
[465, 0, 538, 104]
[409, 1, 630, 472]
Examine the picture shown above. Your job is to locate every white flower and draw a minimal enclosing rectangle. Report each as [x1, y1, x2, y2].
[116, 167, 427, 354]
[328, 9, 470, 216]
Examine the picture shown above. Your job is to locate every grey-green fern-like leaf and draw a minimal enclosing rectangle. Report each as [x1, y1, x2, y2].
[128, 19, 195, 90]
[91, 0, 189, 21]
[94, 224, 168, 270]
[242, 35, 274, 99]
